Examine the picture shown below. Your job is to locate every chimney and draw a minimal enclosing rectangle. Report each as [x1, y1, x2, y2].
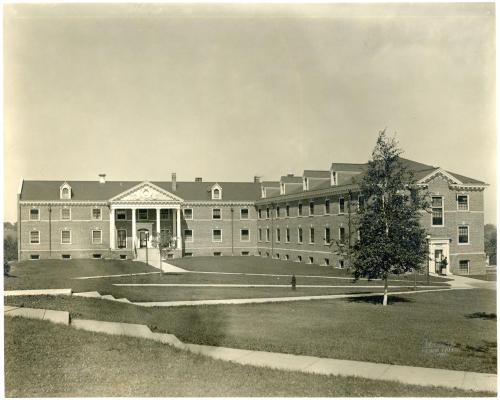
[98, 173, 106, 184]
[195, 177, 202, 182]
[171, 173, 177, 191]
[254, 176, 261, 183]
[287, 173, 294, 177]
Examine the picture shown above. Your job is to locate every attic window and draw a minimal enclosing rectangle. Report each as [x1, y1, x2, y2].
[303, 178, 309, 191]
[60, 183, 72, 199]
[211, 184, 222, 200]
[331, 171, 337, 186]
[261, 187, 266, 198]
[280, 183, 285, 195]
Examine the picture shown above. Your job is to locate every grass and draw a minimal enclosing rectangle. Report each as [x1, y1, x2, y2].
[7, 288, 496, 374]
[4, 317, 494, 397]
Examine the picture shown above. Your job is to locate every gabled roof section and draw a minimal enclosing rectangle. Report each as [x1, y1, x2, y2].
[261, 181, 280, 188]
[281, 175, 303, 184]
[417, 168, 463, 185]
[303, 170, 330, 179]
[330, 163, 366, 172]
[110, 181, 184, 203]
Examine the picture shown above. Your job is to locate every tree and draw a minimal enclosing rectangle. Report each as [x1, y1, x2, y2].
[4, 236, 18, 261]
[332, 189, 359, 270]
[484, 224, 496, 266]
[352, 130, 429, 306]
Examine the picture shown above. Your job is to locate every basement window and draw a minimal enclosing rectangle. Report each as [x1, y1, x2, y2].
[120, 255, 127, 260]
[241, 251, 249, 256]
[30, 254, 40, 260]
[61, 254, 71, 260]
[213, 252, 222, 257]
[92, 254, 102, 259]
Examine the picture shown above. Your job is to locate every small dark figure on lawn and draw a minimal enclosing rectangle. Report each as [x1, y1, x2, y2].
[291, 274, 296, 290]
[4, 259, 10, 277]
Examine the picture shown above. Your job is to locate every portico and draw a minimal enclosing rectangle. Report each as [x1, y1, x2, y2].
[108, 182, 184, 254]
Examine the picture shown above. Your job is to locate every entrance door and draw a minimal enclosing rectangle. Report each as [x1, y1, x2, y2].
[434, 250, 443, 274]
[139, 230, 149, 248]
[117, 229, 127, 249]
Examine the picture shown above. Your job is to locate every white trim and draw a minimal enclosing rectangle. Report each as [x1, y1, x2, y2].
[137, 209, 149, 221]
[116, 210, 128, 220]
[109, 181, 184, 202]
[240, 228, 250, 242]
[61, 229, 72, 245]
[240, 208, 249, 220]
[91, 229, 103, 245]
[60, 207, 71, 221]
[212, 228, 222, 242]
[456, 194, 469, 211]
[211, 183, 223, 200]
[418, 168, 463, 185]
[184, 229, 194, 242]
[458, 259, 470, 274]
[60, 182, 72, 200]
[181, 246, 254, 250]
[449, 252, 485, 256]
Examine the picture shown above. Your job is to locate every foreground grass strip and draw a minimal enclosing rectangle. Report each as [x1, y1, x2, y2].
[7, 289, 495, 374]
[5, 310, 496, 394]
[113, 283, 444, 288]
[6, 318, 491, 397]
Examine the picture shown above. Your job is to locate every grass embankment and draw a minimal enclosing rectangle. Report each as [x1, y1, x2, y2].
[4, 317, 494, 397]
[6, 288, 496, 374]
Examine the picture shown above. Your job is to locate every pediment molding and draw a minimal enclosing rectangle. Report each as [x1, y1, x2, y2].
[109, 181, 184, 203]
[418, 168, 462, 185]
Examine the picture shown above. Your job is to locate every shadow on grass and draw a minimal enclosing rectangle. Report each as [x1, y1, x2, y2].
[465, 312, 497, 321]
[344, 295, 413, 305]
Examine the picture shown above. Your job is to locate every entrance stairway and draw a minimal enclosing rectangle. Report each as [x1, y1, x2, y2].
[134, 247, 188, 273]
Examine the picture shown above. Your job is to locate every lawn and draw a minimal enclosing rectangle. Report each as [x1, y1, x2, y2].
[6, 317, 492, 397]
[6, 288, 496, 374]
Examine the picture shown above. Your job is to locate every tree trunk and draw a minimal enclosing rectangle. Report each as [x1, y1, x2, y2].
[382, 275, 388, 306]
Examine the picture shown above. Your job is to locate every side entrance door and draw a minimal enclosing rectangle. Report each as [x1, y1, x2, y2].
[139, 230, 149, 248]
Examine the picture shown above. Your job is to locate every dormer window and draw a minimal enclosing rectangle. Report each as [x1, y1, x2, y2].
[60, 182, 72, 199]
[211, 184, 222, 200]
[303, 178, 309, 191]
[330, 171, 337, 186]
[280, 183, 285, 195]
[261, 187, 266, 198]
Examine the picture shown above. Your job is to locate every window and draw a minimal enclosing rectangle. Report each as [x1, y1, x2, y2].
[286, 228, 290, 243]
[431, 196, 444, 226]
[213, 209, 221, 219]
[213, 252, 221, 256]
[309, 202, 314, 216]
[459, 260, 470, 274]
[120, 254, 127, 260]
[241, 229, 250, 241]
[30, 255, 40, 260]
[358, 195, 365, 211]
[60, 185, 71, 199]
[325, 199, 330, 214]
[276, 253, 280, 259]
[138, 209, 148, 220]
[298, 227, 303, 243]
[117, 229, 127, 249]
[61, 208, 71, 220]
[266, 228, 270, 242]
[325, 227, 331, 244]
[285, 254, 289, 260]
[184, 229, 193, 242]
[185, 252, 193, 257]
[266, 208, 270, 219]
[258, 209, 262, 219]
[61, 230, 71, 244]
[183, 209, 193, 220]
[212, 229, 222, 242]
[30, 230, 40, 244]
[298, 203, 303, 216]
[297, 255, 302, 262]
[62, 254, 71, 260]
[339, 260, 345, 268]
[241, 251, 249, 256]
[30, 209, 39, 220]
[240, 208, 249, 219]
[92, 230, 102, 244]
[331, 171, 337, 186]
[116, 210, 127, 220]
[308, 256, 314, 264]
[458, 226, 469, 244]
[457, 195, 469, 211]
[339, 227, 346, 242]
[212, 188, 221, 200]
[324, 258, 330, 266]
[310, 227, 315, 244]
[339, 198, 345, 214]
[258, 228, 262, 242]
[92, 254, 102, 259]
[92, 208, 102, 220]
[286, 205, 290, 217]
[276, 228, 281, 242]
[160, 209, 170, 220]
[276, 206, 280, 218]
[160, 229, 171, 243]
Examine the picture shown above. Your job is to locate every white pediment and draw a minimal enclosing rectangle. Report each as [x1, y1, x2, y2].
[418, 168, 462, 185]
[110, 182, 183, 203]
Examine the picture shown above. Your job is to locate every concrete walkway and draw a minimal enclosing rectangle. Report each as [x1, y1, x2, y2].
[4, 305, 496, 393]
[114, 283, 443, 289]
[134, 248, 188, 273]
[74, 271, 160, 280]
[445, 274, 497, 290]
[4, 288, 72, 296]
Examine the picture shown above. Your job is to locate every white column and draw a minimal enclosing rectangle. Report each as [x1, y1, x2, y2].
[156, 208, 161, 243]
[177, 206, 182, 251]
[131, 207, 137, 249]
[109, 207, 115, 250]
[171, 209, 175, 236]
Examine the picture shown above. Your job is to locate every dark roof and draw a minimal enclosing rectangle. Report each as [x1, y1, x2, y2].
[303, 170, 330, 179]
[444, 171, 486, 185]
[308, 180, 331, 191]
[281, 176, 303, 184]
[261, 181, 280, 188]
[20, 181, 262, 202]
[330, 163, 366, 172]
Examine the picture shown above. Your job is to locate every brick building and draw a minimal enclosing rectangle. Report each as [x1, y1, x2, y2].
[17, 158, 488, 275]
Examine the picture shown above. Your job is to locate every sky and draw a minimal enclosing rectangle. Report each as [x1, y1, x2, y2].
[3, 3, 496, 224]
